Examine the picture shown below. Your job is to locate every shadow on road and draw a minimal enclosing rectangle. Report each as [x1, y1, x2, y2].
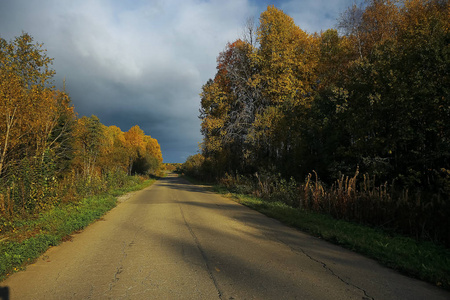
[0, 287, 9, 300]
[160, 175, 214, 193]
[114, 177, 381, 299]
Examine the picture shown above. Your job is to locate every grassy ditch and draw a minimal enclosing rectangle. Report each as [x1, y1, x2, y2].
[0, 178, 155, 281]
[211, 186, 450, 290]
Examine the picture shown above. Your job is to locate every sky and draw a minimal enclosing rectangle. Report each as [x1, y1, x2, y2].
[0, 0, 356, 163]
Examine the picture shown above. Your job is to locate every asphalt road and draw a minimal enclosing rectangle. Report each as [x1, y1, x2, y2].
[1, 173, 448, 299]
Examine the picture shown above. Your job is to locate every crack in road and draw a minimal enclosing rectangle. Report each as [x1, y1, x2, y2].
[109, 241, 127, 291]
[274, 235, 374, 300]
[179, 204, 223, 300]
[86, 284, 94, 300]
[108, 228, 140, 293]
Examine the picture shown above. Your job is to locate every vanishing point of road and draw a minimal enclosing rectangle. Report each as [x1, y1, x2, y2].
[1, 173, 448, 299]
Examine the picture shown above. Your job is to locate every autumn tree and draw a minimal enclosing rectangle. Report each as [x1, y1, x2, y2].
[73, 115, 104, 179]
[0, 33, 56, 177]
[0, 32, 165, 217]
[0, 67, 26, 177]
[0, 33, 79, 213]
[144, 135, 163, 165]
[123, 125, 146, 175]
[250, 5, 319, 174]
[99, 125, 128, 173]
[131, 135, 163, 175]
[198, 1, 449, 189]
[329, 0, 450, 187]
[200, 75, 232, 177]
[200, 38, 262, 176]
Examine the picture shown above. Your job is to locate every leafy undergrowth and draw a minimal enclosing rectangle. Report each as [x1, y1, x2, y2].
[0, 178, 155, 281]
[212, 186, 450, 291]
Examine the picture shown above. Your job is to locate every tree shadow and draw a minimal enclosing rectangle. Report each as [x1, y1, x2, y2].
[0, 287, 9, 300]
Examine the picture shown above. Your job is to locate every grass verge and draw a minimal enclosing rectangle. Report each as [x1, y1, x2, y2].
[0, 178, 155, 281]
[210, 185, 450, 290]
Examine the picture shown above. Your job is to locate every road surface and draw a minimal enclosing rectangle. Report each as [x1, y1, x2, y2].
[1, 173, 448, 299]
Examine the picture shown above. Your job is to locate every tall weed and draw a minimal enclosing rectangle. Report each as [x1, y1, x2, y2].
[220, 169, 450, 247]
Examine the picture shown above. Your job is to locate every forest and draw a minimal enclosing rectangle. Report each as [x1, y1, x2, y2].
[182, 0, 450, 246]
[0, 33, 163, 226]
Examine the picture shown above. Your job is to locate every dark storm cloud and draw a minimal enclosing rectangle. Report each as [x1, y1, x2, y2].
[0, 0, 355, 162]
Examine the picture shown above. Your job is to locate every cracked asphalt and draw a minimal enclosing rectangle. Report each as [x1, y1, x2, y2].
[1, 173, 449, 299]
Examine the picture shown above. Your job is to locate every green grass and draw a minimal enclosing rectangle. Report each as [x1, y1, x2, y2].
[210, 186, 450, 290]
[0, 178, 155, 281]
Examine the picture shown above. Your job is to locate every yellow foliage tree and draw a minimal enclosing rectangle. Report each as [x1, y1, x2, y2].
[257, 5, 319, 107]
[124, 125, 146, 174]
[99, 125, 128, 173]
[250, 6, 320, 167]
[73, 115, 104, 179]
[0, 33, 74, 178]
[144, 135, 163, 165]
[0, 68, 27, 176]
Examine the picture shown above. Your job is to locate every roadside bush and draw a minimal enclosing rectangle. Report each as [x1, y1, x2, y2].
[0, 168, 143, 232]
[220, 173, 254, 195]
[181, 154, 206, 179]
[215, 168, 450, 247]
[301, 170, 450, 246]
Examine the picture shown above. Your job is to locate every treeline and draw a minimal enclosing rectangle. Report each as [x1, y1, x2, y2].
[0, 33, 163, 218]
[184, 0, 450, 245]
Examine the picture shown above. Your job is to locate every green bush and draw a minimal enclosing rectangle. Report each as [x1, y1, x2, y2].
[0, 176, 154, 280]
